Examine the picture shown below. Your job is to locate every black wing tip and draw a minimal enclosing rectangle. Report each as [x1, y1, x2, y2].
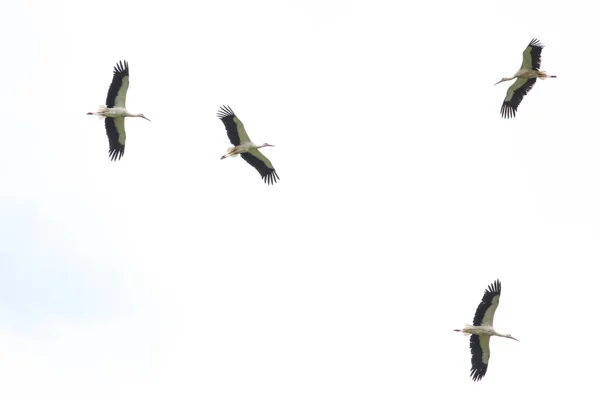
[485, 279, 501, 296]
[529, 38, 544, 49]
[108, 147, 124, 161]
[500, 102, 516, 119]
[470, 367, 487, 382]
[262, 170, 280, 185]
[113, 60, 129, 75]
[216, 105, 235, 120]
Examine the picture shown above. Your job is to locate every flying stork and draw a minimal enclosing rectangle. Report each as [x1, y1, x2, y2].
[87, 60, 150, 160]
[217, 105, 279, 185]
[454, 280, 519, 381]
[495, 38, 556, 118]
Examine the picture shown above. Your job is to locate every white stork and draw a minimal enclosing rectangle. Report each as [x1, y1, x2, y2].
[217, 105, 279, 185]
[87, 60, 150, 160]
[495, 38, 556, 118]
[454, 280, 519, 381]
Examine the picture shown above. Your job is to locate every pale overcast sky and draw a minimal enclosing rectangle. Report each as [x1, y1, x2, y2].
[1, 0, 600, 398]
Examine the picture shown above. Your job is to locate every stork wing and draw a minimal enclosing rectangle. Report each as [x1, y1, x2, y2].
[105, 117, 126, 161]
[500, 78, 536, 118]
[106, 60, 129, 108]
[217, 105, 251, 146]
[520, 38, 544, 71]
[472, 279, 501, 326]
[241, 149, 279, 185]
[470, 334, 491, 381]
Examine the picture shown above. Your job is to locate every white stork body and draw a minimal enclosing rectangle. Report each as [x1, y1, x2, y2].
[454, 280, 519, 381]
[217, 105, 279, 185]
[495, 38, 556, 118]
[221, 140, 261, 159]
[91, 107, 139, 119]
[87, 60, 150, 161]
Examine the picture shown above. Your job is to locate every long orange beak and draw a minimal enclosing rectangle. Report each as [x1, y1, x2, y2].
[494, 79, 504, 86]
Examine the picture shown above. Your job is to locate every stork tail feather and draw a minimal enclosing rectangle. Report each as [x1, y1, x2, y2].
[539, 71, 557, 80]
[87, 105, 108, 119]
[227, 147, 239, 158]
[453, 328, 470, 336]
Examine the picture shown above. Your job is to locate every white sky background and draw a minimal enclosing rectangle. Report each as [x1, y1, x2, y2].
[1, 0, 599, 398]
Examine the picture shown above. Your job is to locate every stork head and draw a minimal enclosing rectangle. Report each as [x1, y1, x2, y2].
[261, 143, 274, 148]
[494, 77, 511, 86]
[138, 114, 151, 122]
[506, 334, 519, 342]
